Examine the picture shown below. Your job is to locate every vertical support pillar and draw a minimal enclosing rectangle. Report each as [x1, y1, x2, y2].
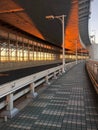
[33, 43, 34, 61]
[36, 42, 38, 63]
[43, 45, 45, 61]
[40, 43, 41, 61]
[0, 43, 1, 62]
[59, 69, 62, 75]
[6, 93, 13, 111]
[22, 39, 24, 61]
[51, 46, 52, 60]
[16, 36, 18, 62]
[28, 40, 30, 61]
[8, 33, 10, 62]
[62, 15, 65, 73]
[75, 39, 78, 64]
[97, 65, 98, 82]
[53, 72, 57, 79]
[46, 45, 47, 61]
[30, 83, 38, 98]
[45, 75, 50, 85]
[1, 93, 19, 118]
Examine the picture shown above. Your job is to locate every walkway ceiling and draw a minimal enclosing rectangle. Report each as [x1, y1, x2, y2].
[0, 0, 91, 54]
[78, 0, 91, 47]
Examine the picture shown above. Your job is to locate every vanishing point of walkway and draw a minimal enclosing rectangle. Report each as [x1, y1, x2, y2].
[0, 62, 98, 130]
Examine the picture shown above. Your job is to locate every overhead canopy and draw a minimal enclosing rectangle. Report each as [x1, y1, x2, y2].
[0, 0, 91, 53]
[78, 0, 91, 47]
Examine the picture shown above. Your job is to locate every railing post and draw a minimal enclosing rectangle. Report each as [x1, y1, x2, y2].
[30, 83, 38, 98]
[1, 93, 19, 118]
[53, 72, 57, 79]
[6, 93, 13, 111]
[45, 75, 50, 85]
[59, 69, 62, 75]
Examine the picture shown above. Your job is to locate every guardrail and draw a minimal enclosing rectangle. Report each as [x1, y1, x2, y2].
[86, 60, 98, 94]
[0, 61, 77, 118]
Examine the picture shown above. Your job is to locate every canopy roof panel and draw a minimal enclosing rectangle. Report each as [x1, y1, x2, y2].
[14, 0, 71, 45]
[0, 0, 91, 53]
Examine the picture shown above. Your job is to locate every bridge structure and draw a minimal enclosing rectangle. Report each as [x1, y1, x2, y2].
[0, 0, 98, 128]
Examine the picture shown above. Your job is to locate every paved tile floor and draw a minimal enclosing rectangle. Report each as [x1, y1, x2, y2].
[0, 62, 98, 130]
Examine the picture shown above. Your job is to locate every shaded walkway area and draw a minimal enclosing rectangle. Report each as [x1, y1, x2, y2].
[0, 62, 98, 130]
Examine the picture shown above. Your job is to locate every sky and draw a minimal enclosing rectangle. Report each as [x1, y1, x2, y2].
[89, 0, 98, 43]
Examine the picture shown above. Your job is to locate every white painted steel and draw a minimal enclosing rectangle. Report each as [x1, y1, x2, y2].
[0, 61, 77, 111]
[86, 60, 98, 94]
[0, 65, 62, 98]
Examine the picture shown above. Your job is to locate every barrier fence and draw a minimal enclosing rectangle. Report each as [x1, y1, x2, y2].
[0, 61, 77, 118]
[86, 60, 98, 94]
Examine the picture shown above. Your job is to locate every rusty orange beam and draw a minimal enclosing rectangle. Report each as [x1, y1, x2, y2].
[0, 8, 24, 14]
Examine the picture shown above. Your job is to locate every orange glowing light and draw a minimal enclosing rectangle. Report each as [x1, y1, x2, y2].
[65, 0, 83, 52]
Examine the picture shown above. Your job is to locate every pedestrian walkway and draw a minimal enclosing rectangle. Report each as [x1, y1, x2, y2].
[0, 62, 98, 130]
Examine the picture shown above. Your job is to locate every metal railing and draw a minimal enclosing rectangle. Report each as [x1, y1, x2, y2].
[0, 61, 77, 118]
[86, 60, 98, 94]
